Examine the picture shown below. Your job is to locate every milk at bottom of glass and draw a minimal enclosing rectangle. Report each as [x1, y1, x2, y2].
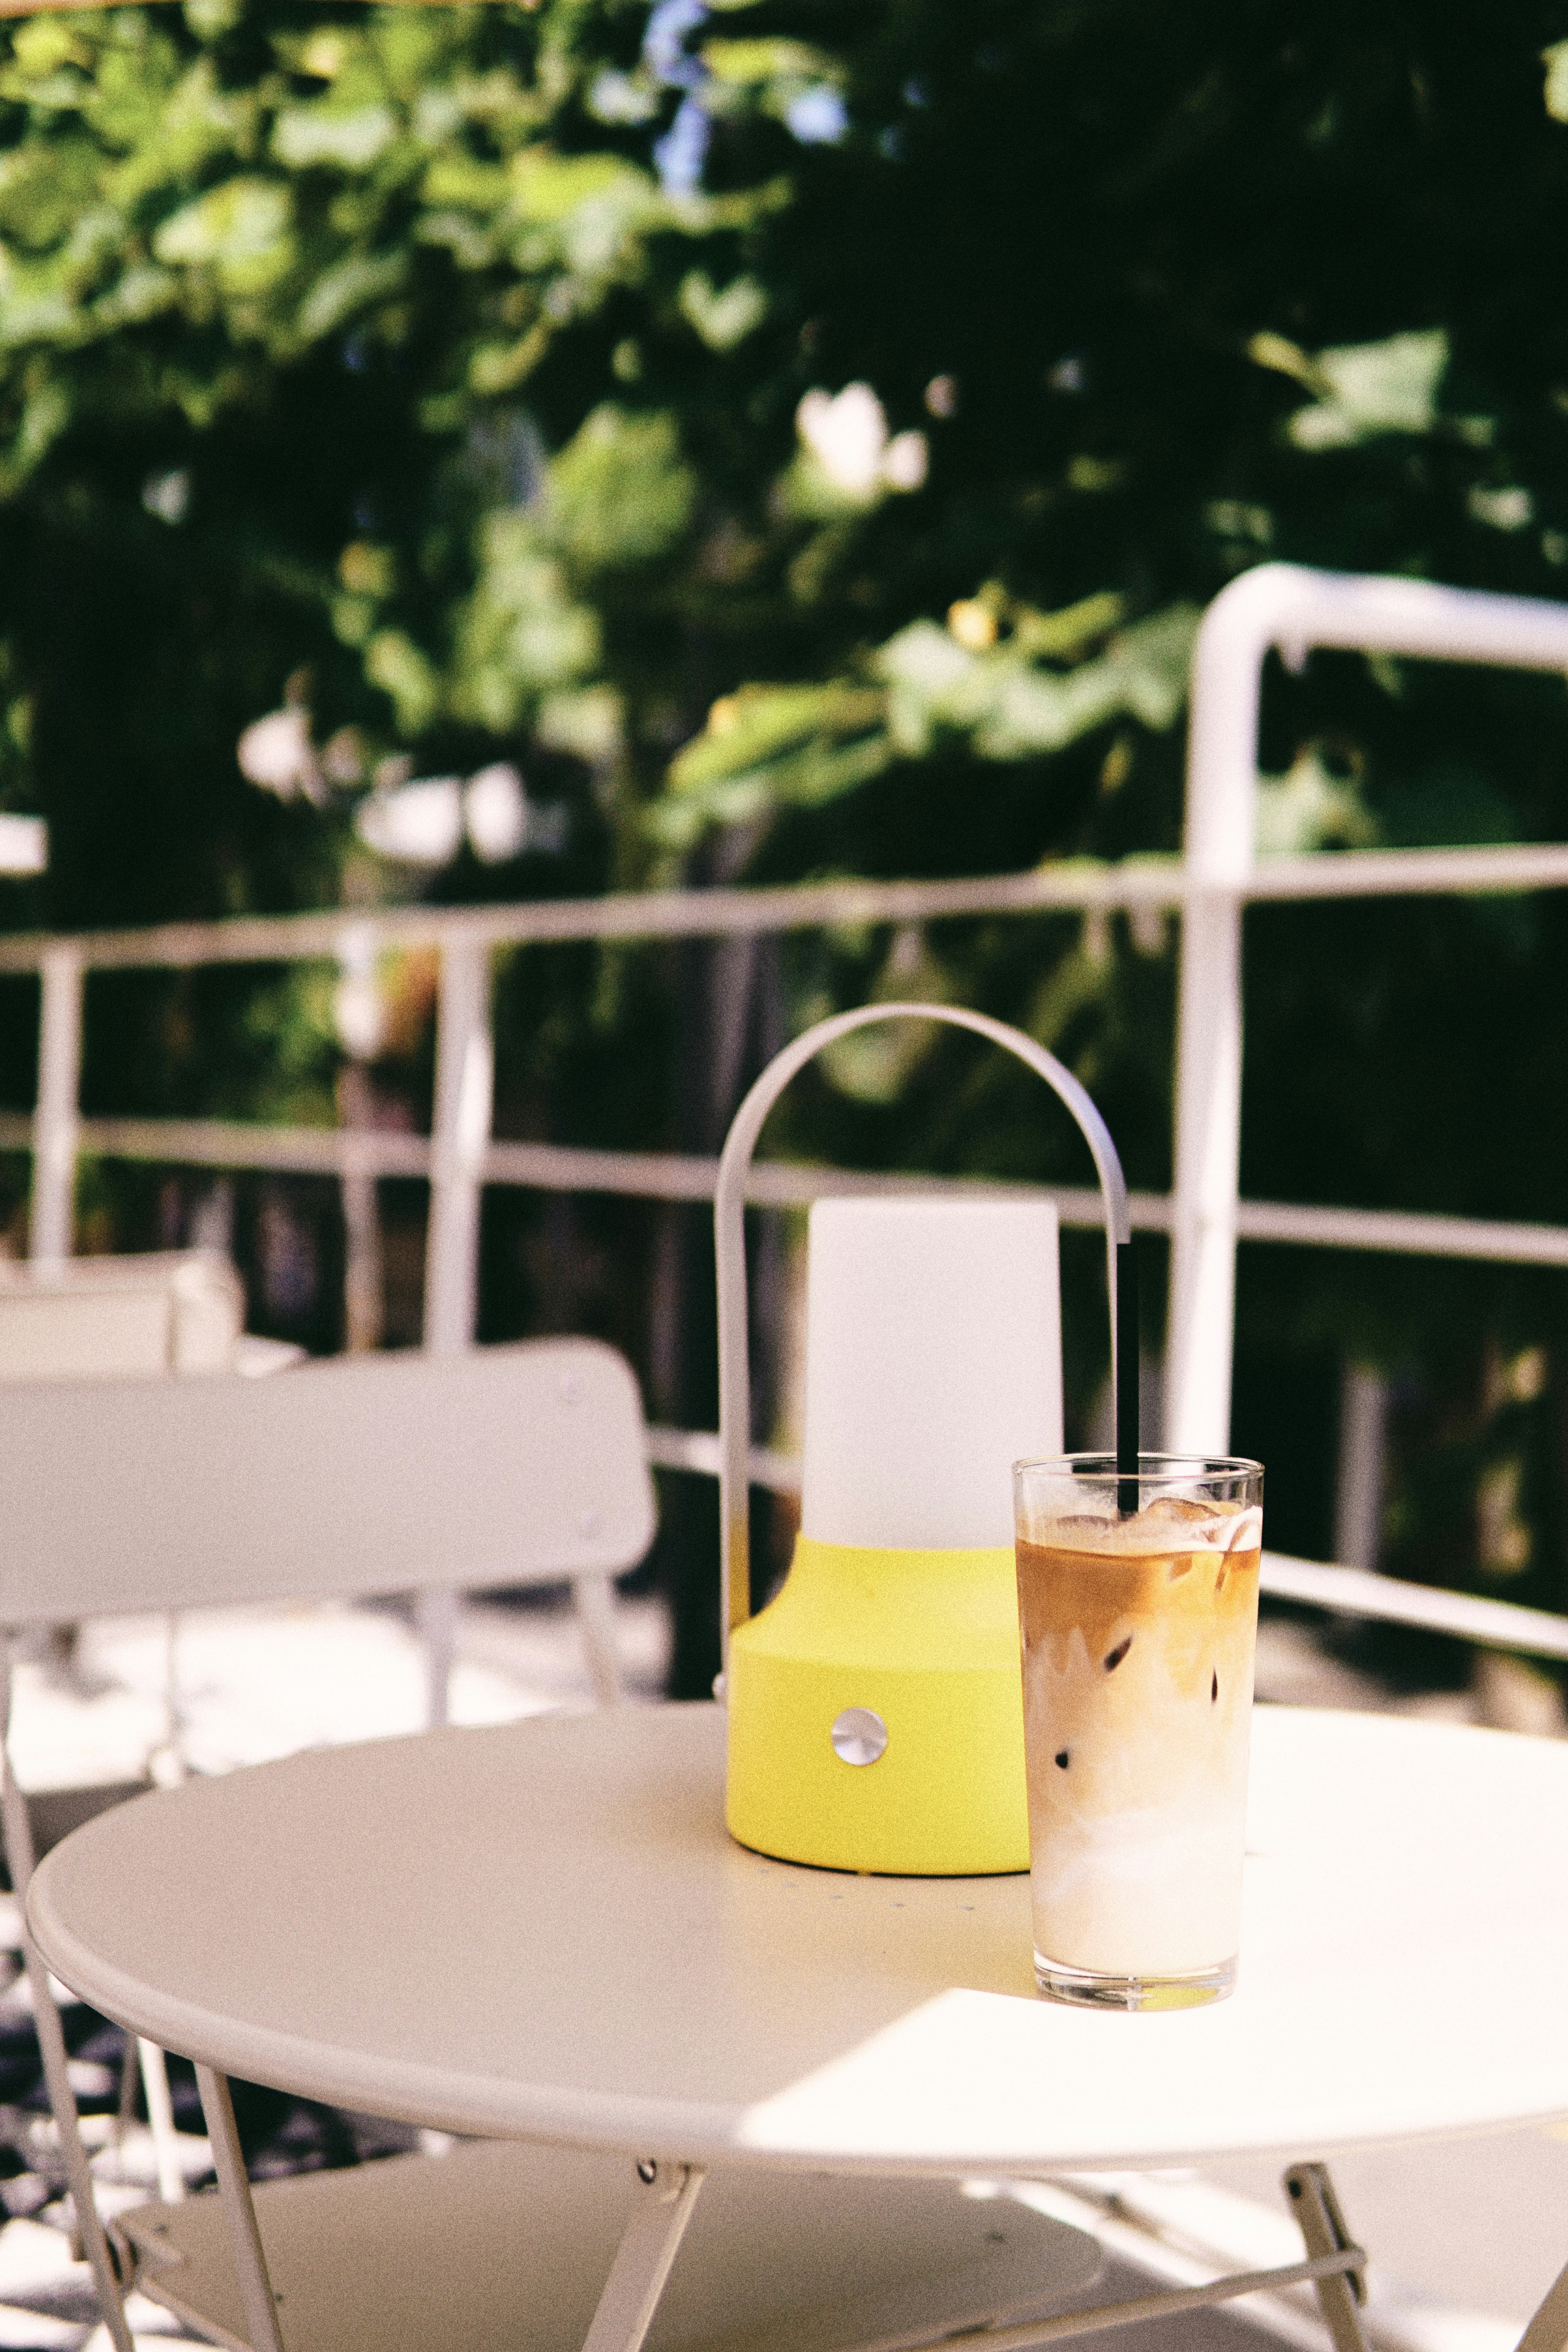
[1016, 1538, 1260, 1979]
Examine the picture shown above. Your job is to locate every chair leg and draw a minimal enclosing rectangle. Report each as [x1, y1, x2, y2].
[580, 2160, 704, 2352]
[157, 1608, 192, 1783]
[139, 2035, 186, 2203]
[0, 1634, 136, 2352]
[573, 1573, 623, 1708]
[113, 2025, 137, 2147]
[416, 1586, 459, 1728]
[197, 2063, 287, 2352]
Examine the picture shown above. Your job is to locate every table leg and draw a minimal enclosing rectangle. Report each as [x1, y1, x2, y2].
[196, 2064, 287, 2352]
[826, 2244, 1370, 2352]
[1518, 2256, 1568, 2352]
[579, 2159, 706, 2352]
[1286, 2163, 1373, 2352]
[816, 2163, 1370, 2352]
[572, 1573, 624, 1708]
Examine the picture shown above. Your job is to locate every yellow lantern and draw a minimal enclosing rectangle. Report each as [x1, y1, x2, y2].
[716, 1002, 1135, 1877]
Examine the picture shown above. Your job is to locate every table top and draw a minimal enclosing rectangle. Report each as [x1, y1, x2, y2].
[27, 1702, 1568, 2177]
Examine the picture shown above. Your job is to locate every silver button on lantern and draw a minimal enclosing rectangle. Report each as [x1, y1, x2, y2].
[831, 1707, 888, 1766]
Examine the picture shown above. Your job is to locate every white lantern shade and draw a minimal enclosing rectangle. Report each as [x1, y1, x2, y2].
[799, 1198, 1062, 1551]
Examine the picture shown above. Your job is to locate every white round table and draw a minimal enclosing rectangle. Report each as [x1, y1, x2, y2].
[26, 1702, 1568, 2177]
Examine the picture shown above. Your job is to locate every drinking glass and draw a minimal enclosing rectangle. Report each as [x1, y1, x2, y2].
[1012, 1453, 1264, 2010]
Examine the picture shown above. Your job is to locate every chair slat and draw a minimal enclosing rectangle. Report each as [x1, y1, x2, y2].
[0, 1338, 654, 1623]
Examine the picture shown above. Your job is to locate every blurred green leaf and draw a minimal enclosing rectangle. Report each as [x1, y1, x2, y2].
[1287, 329, 1449, 448]
[546, 404, 696, 574]
[1255, 750, 1379, 855]
[365, 629, 439, 736]
[678, 269, 765, 350]
[449, 516, 601, 731]
[152, 175, 292, 292]
[874, 602, 1196, 763]
[1545, 39, 1568, 121]
[701, 38, 838, 84]
[296, 248, 405, 343]
[271, 102, 397, 171]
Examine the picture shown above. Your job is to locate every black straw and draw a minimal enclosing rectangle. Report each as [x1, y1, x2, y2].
[1115, 1238, 1140, 1517]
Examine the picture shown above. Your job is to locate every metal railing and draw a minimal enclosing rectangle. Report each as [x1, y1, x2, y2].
[9, 562, 1568, 1662]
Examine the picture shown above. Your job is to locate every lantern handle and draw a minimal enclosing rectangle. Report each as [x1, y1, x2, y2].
[715, 1002, 1134, 1658]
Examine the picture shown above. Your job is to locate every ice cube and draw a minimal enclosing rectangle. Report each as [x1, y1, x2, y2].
[1224, 1507, 1263, 1552]
[1141, 1496, 1214, 1525]
[1056, 1512, 1117, 1535]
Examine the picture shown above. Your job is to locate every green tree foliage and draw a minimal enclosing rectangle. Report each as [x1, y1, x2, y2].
[6, 1, 1568, 1627]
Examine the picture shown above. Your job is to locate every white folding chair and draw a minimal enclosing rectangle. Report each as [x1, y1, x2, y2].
[0, 1246, 276, 2212]
[0, 1248, 247, 1380]
[0, 1339, 1101, 2352]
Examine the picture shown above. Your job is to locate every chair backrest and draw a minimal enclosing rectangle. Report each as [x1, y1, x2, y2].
[0, 1337, 655, 1627]
[0, 1251, 244, 1381]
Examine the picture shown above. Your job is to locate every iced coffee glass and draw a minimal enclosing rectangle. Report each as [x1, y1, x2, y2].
[1012, 1453, 1264, 2011]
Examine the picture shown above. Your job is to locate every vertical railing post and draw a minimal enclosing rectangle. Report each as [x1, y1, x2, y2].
[335, 925, 386, 1356]
[30, 946, 83, 1265]
[423, 937, 494, 1357]
[1166, 580, 1272, 1455]
[419, 937, 494, 1727]
[1334, 1363, 1390, 1571]
[1167, 565, 1568, 1457]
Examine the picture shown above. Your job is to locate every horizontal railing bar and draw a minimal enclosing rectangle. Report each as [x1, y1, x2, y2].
[35, 1114, 1144, 1217]
[29, 1114, 1568, 1268]
[646, 1425, 803, 1494]
[648, 1423, 1568, 1655]
[0, 867, 1185, 971]
[1236, 1198, 1568, 1266]
[13, 1129, 1562, 1648]
[1241, 841, 1568, 900]
[5, 840, 1568, 977]
[643, 1426, 1568, 1653]
[1263, 1551, 1568, 1658]
[23, 1114, 432, 1178]
[638, 1433, 1568, 1652]
[487, 1146, 1162, 1225]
